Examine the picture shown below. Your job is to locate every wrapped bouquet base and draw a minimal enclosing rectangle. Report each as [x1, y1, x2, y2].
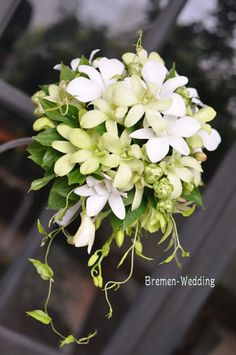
[26, 35, 221, 346]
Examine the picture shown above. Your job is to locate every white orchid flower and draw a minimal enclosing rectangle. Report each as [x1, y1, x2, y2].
[130, 112, 200, 163]
[66, 57, 124, 103]
[73, 213, 95, 254]
[74, 176, 127, 220]
[198, 129, 221, 151]
[53, 49, 100, 71]
[141, 60, 188, 117]
[160, 155, 202, 199]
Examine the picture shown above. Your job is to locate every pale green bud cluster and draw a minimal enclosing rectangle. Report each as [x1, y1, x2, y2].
[157, 200, 173, 214]
[144, 164, 163, 184]
[154, 177, 173, 200]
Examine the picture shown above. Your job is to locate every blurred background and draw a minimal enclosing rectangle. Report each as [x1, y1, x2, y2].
[0, 0, 235, 354]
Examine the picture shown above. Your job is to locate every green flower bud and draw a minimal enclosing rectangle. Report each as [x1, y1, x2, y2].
[31, 90, 46, 105]
[144, 164, 163, 184]
[88, 253, 99, 267]
[33, 117, 55, 131]
[194, 151, 207, 161]
[135, 241, 143, 255]
[97, 275, 103, 288]
[115, 230, 125, 248]
[154, 178, 173, 200]
[183, 182, 194, 193]
[157, 200, 173, 214]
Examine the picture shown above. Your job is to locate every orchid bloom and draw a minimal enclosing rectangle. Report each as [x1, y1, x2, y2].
[130, 112, 200, 163]
[141, 60, 188, 117]
[53, 49, 100, 71]
[73, 213, 95, 254]
[66, 57, 124, 103]
[109, 64, 188, 128]
[187, 107, 221, 152]
[55, 201, 81, 226]
[160, 155, 202, 198]
[74, 176, 127, 220]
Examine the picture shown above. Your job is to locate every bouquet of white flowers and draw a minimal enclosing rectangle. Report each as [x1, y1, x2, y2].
[27, 37, 221, 346]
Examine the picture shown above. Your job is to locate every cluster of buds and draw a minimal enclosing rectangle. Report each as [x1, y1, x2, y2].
[157, 199, 173, 214]
[144, 163, 163, 184]
[154, 177, 173, 200]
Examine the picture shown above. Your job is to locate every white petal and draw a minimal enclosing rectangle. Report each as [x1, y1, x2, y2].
[86, 195, 108, 217]
[180, 156, 202, 172]
[174, 167, 193, 182]
[167, 173, 183, 199]
[86, 176, 100, 186]
[108, 192, 126, 220]
[199, 129, 221, 151]
[141, 60, 167, 87]
[98, 58, 124, 84]
[113, 163, 132, 189]
[131, 187, 144, 211]
[146, 137, 169, 163]
[78, 65, 104, 89]
[160, 76, 188, 97]
[94, 182, 109, 196]
[129, 128, 155, 139]
[74, 185, 93, 197]
[169, 117, 200, 137]
[66, 77, 102, 102]
[74, 214, 95, 254]
[124, 104, 145, 127]
[168, 136, 190, 155]
[53, 64, 61, 71]
[89, 49, 100, 64]
[70, 58, 80, 71]
[162, 93, 186, 117]
[56, 201, 81, 226]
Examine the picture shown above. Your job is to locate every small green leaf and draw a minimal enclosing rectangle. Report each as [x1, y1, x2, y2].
[182, 187, 203, 207]
[29, 258, 54, 280]
[26, 310, 51, 325]
[95, 122, 106, 136]
[39, 99, 78, 127]
[30, 173, 55, 191]
[166, 62, 176, 80]
[60, 335, 75, 348]
[34, 128, 62, 147]
[159, 250, 176, 265]
[68, 169, 86, 185]
[27, 140, 47, 166]
[123, 200, 146, 229]
[158, 219, 173, 245]
[48, 177, 78, 210]
[37, 219, 47, 235]
[42, 148, 61, 170]
[181, 205, 196, 217]
[60, 63, 76, 81]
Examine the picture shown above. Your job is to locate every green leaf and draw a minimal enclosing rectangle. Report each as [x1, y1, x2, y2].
[67, 169, 86, 185]
[29, 258, 54, 280]
[42, 148, 61, 170]
[158, 218, 173, 245]
[48, 177, 78, 210]
[111, 214, 123, 231]
[95, 122, 106, 136]
[30, 173, 55, 191]
[159, 250, 176, 265]
[166, 62, 176, 80]
[37, 219, 47, 235]
[34, 128, 62, 147]
[60, 63, 76, 81]
[181, 205, 196, 217]
[39, 99, 78, 127]
[124, 190, 135, 206]
[60, 335, 75, 348]
[27, 140, 47, 166]
[26, 310, 51, 325]
[182, 187, 203, 207]
[123, 200, 146, 229]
